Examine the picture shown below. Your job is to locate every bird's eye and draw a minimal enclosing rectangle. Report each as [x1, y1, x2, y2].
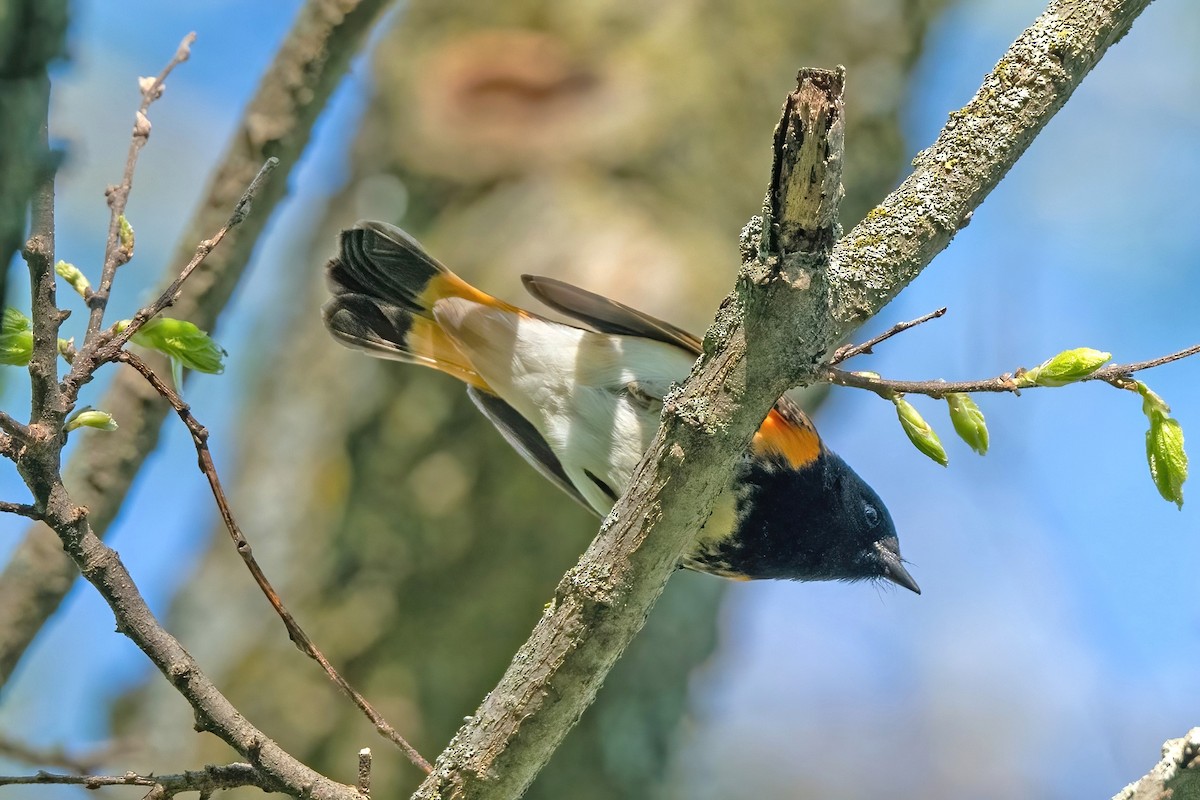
[863, 504, 880, 528]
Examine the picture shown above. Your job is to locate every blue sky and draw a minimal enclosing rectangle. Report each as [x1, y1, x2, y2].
[2, 1, 1197, 798]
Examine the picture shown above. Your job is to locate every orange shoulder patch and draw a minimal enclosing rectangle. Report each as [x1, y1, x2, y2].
[751, 407, 822, 469]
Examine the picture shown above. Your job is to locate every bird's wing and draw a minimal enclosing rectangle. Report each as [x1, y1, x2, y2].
[467, 386, 598, 515]
[521, 275, 703, 355]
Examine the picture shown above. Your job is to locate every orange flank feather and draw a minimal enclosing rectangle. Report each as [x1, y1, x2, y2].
[403, 316, 491, 390]
[407, 273, 530, 391]
[752, 408, 822, 469]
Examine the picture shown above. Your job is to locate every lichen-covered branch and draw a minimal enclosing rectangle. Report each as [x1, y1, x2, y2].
[413, 1, 1156, 797]
[0, 0, 395, 689]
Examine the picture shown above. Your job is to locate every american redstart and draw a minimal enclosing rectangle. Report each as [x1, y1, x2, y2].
[322, 221, 918, 593]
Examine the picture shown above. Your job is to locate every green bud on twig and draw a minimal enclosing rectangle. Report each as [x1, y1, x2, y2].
[1134, 381, 1187, 508]
[894, 396, 948, 466]
[1018, 347, 1111, 387]
[1146, 414, 1187, 509]
[118, 215, 135, 261]
[64, 409, 118, 433]
[0, 308, 33, 366]
[54, 260, 92, 297]
[946, 393, 989, 455]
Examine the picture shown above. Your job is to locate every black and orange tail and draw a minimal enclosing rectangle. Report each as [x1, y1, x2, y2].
[323, 221, 504, 389]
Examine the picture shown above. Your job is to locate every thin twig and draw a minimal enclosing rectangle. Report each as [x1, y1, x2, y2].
[63, 157, 277, 403]
[0, 501, 42, 521]
[1092, 343, 1200, 380]
[85, 33, 195, 340]
[827, 307, 947, 365]
[0, 762, 270, 796]
[117, 351, 433, 775]
[102, 157, 278, 350]
[824, 341, 1200, 399]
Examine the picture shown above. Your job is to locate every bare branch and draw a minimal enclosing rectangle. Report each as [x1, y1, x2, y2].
[827, 307, 947, 365]
[825, 341, 1200, 399]
[0, 762, 272, 797]
[84, 33, 195, 340]
[21, 94, 65, 430]
[17, 483, 359, 797]
[119, 351, 432, 775]
[0, 0, 395, 693]
[0, 501, 42, 521]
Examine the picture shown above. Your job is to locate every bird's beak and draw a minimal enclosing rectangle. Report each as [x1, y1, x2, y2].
[875, 541, 921, 594]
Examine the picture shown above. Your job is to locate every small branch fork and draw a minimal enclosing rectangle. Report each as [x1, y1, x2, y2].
[85, 32, 195, 339]
[118, 351, 432, 776]
[822, 306, 1200, 398]
[63, 157, 279, 403]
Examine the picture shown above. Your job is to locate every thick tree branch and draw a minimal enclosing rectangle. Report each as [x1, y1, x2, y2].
[413, 1, 1156, 797]
[0, 0, 395, 690]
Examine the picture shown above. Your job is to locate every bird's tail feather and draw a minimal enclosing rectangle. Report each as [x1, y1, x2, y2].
[322, 221, 500, 389]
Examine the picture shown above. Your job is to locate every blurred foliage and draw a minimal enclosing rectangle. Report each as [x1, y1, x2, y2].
[113, 0, 948, 796]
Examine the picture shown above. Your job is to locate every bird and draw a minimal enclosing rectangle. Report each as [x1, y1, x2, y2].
[321, 220, 919, 593]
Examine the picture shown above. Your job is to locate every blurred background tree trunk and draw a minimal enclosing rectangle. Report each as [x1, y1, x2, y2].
[114, 0, 948, 795]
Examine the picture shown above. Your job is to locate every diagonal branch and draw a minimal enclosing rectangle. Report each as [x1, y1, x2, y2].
[118, 351, 432, 774]
[412, 1, 1156, 797]
[0, 0, 396, 690]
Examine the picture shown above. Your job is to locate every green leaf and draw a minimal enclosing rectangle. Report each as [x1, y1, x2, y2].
[894, 396, 948, 466]
[946, 393, 989, 455]
[54, 260, 91, 297]
[2, 308, 31, 332]
[1018, 347, 1111, 387]
[127, 317, 226, 375]
[0, 309, 33, 366]
[1146, 414, 1187, 508]
[65, 409, 118, 433]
